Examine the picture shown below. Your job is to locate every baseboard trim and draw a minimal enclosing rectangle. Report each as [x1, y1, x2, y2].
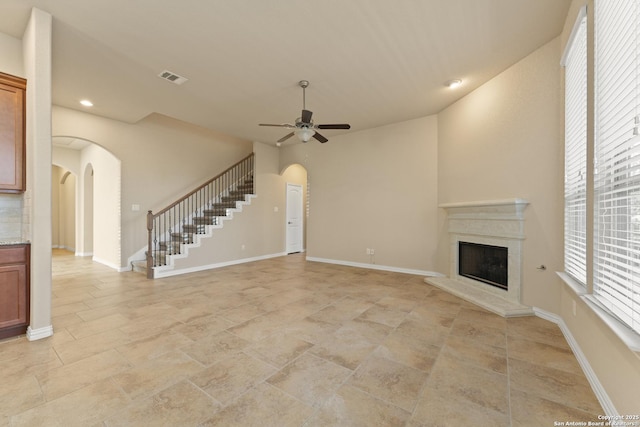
[26, 324, 54, 341]
[305, 256, 444, 278]
[533, 307, 618, 416]
[52, 245, 76, 252]
[153, 252, 287, 279]
[92, 256, 121, 271]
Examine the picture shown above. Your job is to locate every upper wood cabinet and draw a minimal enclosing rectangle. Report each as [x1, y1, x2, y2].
[0, 72, 26, 193]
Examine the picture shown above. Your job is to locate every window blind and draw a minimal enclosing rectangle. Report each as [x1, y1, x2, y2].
[563, 13, 588, 285]
[594, 0, 640, 334]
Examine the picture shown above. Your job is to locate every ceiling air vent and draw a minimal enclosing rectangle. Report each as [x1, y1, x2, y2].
[158, 70, 188, 85]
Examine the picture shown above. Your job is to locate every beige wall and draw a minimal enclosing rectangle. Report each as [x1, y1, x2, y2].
[0, 31, 24, 77]
[51, 167, 60, 248]
[437, 38, 563, 312]
[81, 164, 94, 256]
[279, 115, 439, 273]
[51, 107, 253, 267]
[80, 143, 120, 268]
[60, 171, 76, 251]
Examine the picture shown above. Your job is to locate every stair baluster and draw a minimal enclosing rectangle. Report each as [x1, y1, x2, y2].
[146, 153, 254, 278]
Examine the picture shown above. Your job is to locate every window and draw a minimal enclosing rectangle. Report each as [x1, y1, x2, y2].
[594, 0, 640, 334]
[563, 10, 588, 286]
[563, 1, 640, 338]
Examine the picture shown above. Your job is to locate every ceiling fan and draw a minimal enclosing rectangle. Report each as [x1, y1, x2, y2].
[259, 80, 351, 144]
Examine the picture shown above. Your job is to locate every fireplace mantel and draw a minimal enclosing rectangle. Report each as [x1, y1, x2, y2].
[425, 198, 534, 317]
[439, 198, 529, 210]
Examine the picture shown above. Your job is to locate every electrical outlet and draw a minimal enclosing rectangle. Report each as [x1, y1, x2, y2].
[366, 248, 371, 255]
[370, 249, 375, 255]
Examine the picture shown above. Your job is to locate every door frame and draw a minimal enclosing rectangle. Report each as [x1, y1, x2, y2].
[285, 182, 304, 254]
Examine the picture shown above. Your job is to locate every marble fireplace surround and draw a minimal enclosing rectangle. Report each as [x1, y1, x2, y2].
[425, 198, 534, 317]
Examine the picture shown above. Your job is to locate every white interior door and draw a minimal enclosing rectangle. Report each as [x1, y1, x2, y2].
[286, 183, 303, 254]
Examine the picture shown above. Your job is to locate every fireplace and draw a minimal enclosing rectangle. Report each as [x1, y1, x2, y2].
[424, 199, 533, 317]
[458, 242, 508, 290]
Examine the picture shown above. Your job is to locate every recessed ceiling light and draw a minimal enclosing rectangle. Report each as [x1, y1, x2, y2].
[80, 99, 93, 107]
[444, 79, 462, 89]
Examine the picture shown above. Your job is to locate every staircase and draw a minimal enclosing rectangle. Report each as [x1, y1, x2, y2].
[142, 153, 255, 278]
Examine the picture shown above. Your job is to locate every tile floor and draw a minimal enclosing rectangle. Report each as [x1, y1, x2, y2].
[0, 250, 604, 426]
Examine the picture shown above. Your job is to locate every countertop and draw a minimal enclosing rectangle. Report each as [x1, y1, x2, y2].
[0, 240, 30, 246]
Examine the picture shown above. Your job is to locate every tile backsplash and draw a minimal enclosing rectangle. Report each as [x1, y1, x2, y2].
[0, 193, 23, 240]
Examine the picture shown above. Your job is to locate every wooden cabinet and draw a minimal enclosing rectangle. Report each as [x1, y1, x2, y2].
[0, 244, 30, 339]
[0, 72, 26, 193]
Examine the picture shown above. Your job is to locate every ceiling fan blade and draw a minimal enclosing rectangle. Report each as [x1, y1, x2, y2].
[313, 132, 328, 143]
[278, 132, 295, 143]
[259, 123, 293, 128]
[316, 124, 351, 130]
[301, 109, 313, 124]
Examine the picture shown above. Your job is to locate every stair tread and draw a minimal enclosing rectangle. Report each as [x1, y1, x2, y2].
[193, 217, 214, 221]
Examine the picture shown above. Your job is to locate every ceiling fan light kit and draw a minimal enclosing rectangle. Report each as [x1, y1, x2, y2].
[259, 80, 351, 144]
[294, 127, 316, 142]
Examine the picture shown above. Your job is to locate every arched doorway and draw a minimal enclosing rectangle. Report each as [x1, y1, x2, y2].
[51, 166, 76, 252]
[52, 137, 121, 268]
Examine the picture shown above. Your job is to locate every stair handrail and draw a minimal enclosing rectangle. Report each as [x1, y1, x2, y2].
[153, 152, 254, 217]
[146, 152, 254, 278]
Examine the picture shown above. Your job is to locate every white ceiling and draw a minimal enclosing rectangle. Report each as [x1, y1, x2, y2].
[0, 0, 571, 145]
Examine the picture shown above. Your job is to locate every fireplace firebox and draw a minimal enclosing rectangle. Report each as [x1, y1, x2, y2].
[458, 242, 508, 290]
